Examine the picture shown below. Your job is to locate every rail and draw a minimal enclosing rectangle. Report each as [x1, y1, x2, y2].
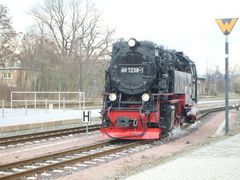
[0, 140, 142, 180]
[0, 124, 102, 147]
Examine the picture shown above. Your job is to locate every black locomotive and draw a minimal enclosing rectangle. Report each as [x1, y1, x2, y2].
[101, 38, 197, 139]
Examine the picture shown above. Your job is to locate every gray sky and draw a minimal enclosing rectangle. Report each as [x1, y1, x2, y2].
[2, 0, 240, 75]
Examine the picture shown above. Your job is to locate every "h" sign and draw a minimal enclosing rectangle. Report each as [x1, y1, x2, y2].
[82, 110, 91, 123]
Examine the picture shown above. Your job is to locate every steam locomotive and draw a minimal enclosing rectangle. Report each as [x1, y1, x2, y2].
[100, 38, 197, 139]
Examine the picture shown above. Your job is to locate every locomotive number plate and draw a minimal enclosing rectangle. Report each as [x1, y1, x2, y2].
[120, 67, 144, 73]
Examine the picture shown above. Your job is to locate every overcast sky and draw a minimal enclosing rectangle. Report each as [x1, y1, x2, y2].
[1, 0, 240, 75]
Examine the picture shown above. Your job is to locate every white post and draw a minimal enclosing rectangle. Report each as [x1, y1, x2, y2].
[58, 92, 61, 109]
[63, 97, 65, 112]
[86, 122, 89, 135]
[11, 92, 13, 109]
[34, 92, 37, 109]
[2, 100, 4, 118]
[25, 100, 28, 115]
[83, 92, 85, 110]
[78, 89, 81, 110]
[45, 98, 48, 113]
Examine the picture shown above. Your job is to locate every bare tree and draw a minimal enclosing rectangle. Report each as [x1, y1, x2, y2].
[229, 65, 240, 94]
[30, 0, 114, 59]
[28, 0, 114, 96]
[0, 4, 17, 67]
[19, 29, 66, 90]
[205, 67, 224, 96]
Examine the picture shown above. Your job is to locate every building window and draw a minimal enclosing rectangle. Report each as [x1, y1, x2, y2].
[3, 72, 12, 79]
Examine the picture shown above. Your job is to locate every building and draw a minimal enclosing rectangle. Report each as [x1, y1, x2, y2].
[198, 77, 206, 96]
[0, 67, 37, 89]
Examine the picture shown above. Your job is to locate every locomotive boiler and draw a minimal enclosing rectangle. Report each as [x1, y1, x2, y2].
[100, 38, 197, 139]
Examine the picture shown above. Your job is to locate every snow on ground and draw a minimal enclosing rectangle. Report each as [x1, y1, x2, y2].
[0, 108, 101, 127]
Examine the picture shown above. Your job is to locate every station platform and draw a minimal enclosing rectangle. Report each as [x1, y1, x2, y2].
[126, 132, 240, 180]
[0, 108, 101, 137]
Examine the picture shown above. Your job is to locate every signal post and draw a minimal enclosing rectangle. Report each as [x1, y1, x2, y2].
[216, 18, 238, 134]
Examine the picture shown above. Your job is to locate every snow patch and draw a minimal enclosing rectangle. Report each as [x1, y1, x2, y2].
[0, 108, 101, 126]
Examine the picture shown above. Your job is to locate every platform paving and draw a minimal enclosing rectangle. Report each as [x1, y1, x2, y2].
[126, 133, 240, 180]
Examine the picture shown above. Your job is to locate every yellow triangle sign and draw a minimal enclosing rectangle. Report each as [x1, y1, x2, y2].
[216, 18, 238, 35]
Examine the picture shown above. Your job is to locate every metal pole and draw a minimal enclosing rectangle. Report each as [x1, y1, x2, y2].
[58, 92, 61, 109]
[45, 98, 48, 113]
[83, 92, 85, 110]
[25, 100, 28, 115]
[79, 91, 81, 110]
[86, 122, 89, 135]
[2, 100, 4, 118]
[34, 92, 37, 109]
[63, 97, 65, 112]
[225, 35, 229, 134]
[11, 92, 12, 109]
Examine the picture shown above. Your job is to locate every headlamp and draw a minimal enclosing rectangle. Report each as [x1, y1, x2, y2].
[128, 38, 137, 47]
[142, 93, 150, 102]
[109, 93, 117, 101]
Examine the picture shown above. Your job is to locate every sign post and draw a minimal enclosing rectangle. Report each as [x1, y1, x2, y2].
[82, 110, 91, 134]
[2, 100, 4, 118]
[216, 18, 238, 134]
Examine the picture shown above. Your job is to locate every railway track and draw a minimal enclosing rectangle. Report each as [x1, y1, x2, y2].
[0, 106, 238, 179]
[0, 140, 147, 180]
[198, 106, 237, 118]
[0, 124, 101, 147]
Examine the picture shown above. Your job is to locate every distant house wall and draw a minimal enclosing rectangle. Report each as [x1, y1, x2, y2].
[0, 69, 17, 87]
[198, 77, 206, 96]
[0, 68, 37, 89]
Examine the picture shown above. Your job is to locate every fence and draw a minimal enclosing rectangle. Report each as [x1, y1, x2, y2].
[10, 91, 85, 110]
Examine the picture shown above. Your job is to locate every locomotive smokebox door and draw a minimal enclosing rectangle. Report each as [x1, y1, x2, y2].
[109, 41, 157, 95]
